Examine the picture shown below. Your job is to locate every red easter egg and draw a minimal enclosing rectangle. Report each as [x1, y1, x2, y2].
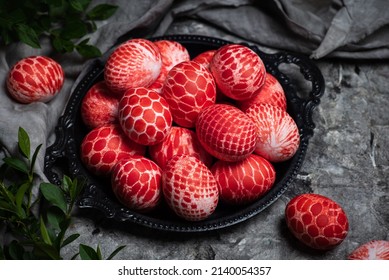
[149, 126, 213, 169]
[111, 155, 162, 212]
[211, 154, 276, 205]
[147, 67, 169, 95]
[348, 240, 389, 260]
[80, 124, 146, 176]
[285, 193, 349, 250]
[192, 50, 216, 70]
[104, 38, 161, 95]
[81, 81, 119, 129]
[162, 60, 216, 128]
[195, 104, 258, 162]
[6, 56, 64, 103]
[154, 40, 190, 71]
[246, 103, 300, 162]
[238, 73, 287, 112]
[210, 44, 266, 101]
[149, 40, 190, 94]
[162, 155, 219, 221]
[118, 87, 172, 146]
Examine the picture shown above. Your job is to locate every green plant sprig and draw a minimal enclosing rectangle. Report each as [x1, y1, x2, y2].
[0, 0, 118, 58]
[0, 127, 125, 260]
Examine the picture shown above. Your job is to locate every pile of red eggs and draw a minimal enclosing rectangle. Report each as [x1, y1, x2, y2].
[79, 38, 298, 219]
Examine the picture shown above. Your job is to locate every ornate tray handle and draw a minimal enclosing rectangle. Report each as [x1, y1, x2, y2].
[256, 50, 325, 139]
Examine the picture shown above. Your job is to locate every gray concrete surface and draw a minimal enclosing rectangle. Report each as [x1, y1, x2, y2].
[61, 20, 389, 260]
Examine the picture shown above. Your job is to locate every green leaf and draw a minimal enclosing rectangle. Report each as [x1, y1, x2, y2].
[54, 37, 73, 52]
[62, 175, 73, 193]
[18, 127, 30, 159]
[87, 4, 118, 20]
[8, 240, 25, 260]
[3, 157, 29, 174]
[15, 24, 41, 49]
[86, 20, 97, 32]
[40, 216, 52, 245]
[60, 19, 88, 40]
[79, 244, 99, 260]
[59, 216, 71, 232]
[71, 252, 79, 260]
[48, 0, 67, 18]
[54, 217, 71, 250]
[46, 226, 57, 247]
[107, 245, 126, 260]
[69, 177, 85, 202]
[46, 207, 64, 230]
[0, 181, 16, 203]
[1, 8, 27, 28]
[77, 0, 93, 10]
[52, 36, 74, 53]
[33, 242, 61, 260]
[96, 244, 102, 260]
[15, 182, 30, 217]
[0, 200, 17, 215]
[30, 144, 42, 173]
[50, 28, 61, 37]
[0, 0, 112, 56]
[38, 15, 52, 33]
[40, 183, 67, 213]
[22, 251, 35, 260]
[76, 43, 101, 58]
[69, 0, 84, 12]
[61, 233, 80, 248]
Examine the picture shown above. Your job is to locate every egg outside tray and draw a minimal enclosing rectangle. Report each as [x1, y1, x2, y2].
[44, 35, 325, 232]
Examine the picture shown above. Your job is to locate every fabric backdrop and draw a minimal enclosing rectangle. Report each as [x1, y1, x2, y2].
[1, 0, 388, 182]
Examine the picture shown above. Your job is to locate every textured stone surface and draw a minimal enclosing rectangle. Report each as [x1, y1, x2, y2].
[60, 20, 388, 260]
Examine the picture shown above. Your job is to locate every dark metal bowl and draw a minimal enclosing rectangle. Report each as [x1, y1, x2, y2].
[44, 35, 325, 232]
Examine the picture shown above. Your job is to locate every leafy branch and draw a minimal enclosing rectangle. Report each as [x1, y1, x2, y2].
[0, 0, 118, 58]
[0, 127, 125, 259]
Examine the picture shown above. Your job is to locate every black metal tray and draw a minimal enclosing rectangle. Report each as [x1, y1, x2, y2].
[44, 35, 325, 232]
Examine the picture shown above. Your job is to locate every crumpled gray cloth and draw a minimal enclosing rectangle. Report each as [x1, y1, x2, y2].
[156, 0, 389, 59]
[1, 0, 388, 182]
